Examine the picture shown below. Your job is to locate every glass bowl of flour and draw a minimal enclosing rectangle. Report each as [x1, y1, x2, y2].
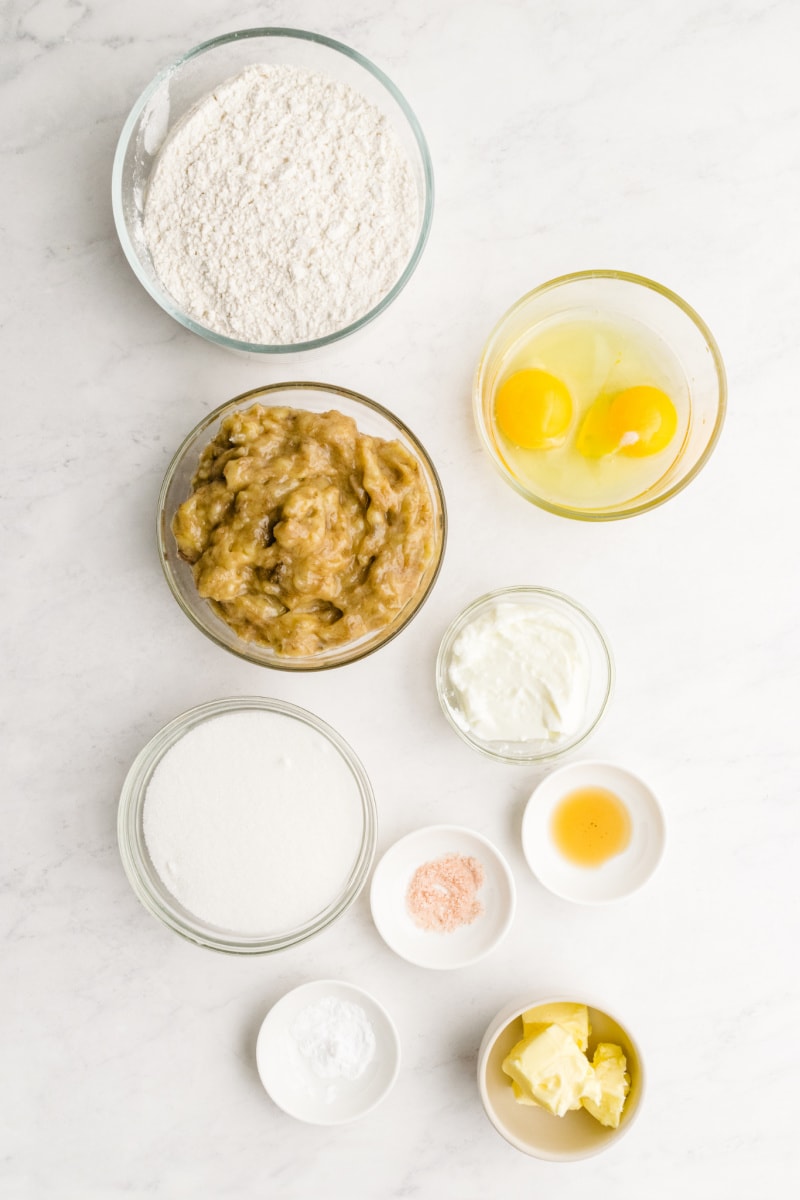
[117, 697, 378, 953]
[112, 28, 434, 353]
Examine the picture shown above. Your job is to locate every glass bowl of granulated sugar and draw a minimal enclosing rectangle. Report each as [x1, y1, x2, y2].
[112, 28, 434, 353]
[118, 697, 377, 953]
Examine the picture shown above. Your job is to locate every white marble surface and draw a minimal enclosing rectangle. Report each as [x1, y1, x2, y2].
[3, 0, 800, 1195]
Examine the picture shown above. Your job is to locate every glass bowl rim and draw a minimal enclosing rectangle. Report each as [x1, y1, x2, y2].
[117, 695, 378, 954]
[435, 585, 614, 764]
[157, 380, 448, 671]
[111, 26, 435, 354]
[473, 268, 728, 521]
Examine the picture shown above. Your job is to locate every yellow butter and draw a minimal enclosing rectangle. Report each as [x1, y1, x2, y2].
[502, 1024, 601, 1118]
[511, 1080, 537, 1106]
[521, 1002, 590, 1052]
[580, 1042, 630, 1129]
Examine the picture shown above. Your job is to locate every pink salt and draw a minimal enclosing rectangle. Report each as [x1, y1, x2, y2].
[406, 853, 486, 933]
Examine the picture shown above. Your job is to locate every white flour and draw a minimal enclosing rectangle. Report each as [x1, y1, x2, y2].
[142, 64, 419, 344]
[142, 710, 364, 935]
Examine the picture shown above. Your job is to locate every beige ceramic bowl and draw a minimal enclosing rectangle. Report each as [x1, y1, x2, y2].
[477, 995, 645, 1161]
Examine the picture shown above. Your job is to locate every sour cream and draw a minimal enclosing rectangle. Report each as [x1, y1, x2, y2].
[446, 602, 590, 743]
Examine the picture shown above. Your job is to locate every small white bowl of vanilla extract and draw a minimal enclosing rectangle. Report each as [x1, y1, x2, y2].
[521, 761, 666, 904]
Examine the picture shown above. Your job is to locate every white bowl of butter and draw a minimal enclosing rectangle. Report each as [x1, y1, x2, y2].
[436, 587, 613, 763]
[478, 996, 645, 1160]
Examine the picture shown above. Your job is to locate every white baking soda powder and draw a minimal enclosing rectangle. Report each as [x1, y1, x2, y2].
[291, 997, 376, 1085]
[143, 710, 364, 934]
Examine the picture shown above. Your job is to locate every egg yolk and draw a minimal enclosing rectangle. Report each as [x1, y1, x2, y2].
[577, 386, 678, 458]
[494, 369, 573, 450]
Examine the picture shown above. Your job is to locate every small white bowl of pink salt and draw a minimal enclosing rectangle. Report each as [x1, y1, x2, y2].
[369, 825, 516, 969]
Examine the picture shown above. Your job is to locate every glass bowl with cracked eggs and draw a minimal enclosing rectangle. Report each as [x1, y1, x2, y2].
[112, 27, 434, 354]
[474, 270, 726, 519]
[158, 381, 447, 670]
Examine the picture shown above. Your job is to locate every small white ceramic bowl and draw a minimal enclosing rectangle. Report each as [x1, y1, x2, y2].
[521, 760, 666, 903]
[478, 995, 645, 1161]
[256, 980, 400, 1125]
[369, 825, 516, 969]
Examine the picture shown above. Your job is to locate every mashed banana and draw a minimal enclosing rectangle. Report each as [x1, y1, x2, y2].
[173, 405, 437, 656]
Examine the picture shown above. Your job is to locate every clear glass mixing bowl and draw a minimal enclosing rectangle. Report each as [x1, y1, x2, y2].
[474, 271, 726, 520]
[436, 586, 614, 764]
[117, 697, 378, 954]
[158, 381, 447, 670]
[112, 28, 434, 353]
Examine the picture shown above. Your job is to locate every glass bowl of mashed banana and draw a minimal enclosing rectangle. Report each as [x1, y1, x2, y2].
[158, 382, 447, 670]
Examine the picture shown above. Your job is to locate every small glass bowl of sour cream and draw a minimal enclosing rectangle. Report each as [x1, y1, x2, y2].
[435, 587, 614, 764]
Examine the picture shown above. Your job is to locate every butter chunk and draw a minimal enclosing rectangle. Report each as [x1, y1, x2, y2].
[580, 1042, 630, 1129]
[502, 1024, 601, 1118]
[511, 1080, 538, 1106]
[521, 1002, 591, 1052]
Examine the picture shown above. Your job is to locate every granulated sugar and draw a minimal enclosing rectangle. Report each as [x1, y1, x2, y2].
[143, 63, 419, 344]
[143, 710, 364, 934]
